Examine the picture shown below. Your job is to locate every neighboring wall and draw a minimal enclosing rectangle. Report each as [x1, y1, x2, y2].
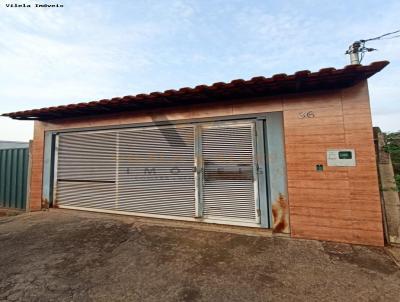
[374, 128, 400, 244]
[28, 81, 383, 245]
[0, 147, 29, 209]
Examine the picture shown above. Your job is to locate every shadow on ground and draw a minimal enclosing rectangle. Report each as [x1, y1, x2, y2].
[0, 210, 399, 302]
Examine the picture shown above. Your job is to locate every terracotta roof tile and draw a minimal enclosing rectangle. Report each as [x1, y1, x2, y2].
[2, 61, 389, 120]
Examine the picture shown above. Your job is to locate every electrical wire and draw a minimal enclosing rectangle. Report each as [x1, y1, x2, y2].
[382, 34, 400, 40]
[359, 51, 365, 63]
[360, 29, 400, 42]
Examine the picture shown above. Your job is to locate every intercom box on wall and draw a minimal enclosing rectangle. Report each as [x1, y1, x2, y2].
[327, 149, 356, 167]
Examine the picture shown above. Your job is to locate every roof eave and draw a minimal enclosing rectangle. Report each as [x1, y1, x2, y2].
[2, 60, 389, 121]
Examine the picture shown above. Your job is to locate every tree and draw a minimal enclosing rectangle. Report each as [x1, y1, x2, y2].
[384, 131, 400, 191]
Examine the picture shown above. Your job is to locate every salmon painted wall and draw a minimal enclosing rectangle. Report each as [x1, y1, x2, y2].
[283, 82, 383, 246]
[28, 81, 384, 245]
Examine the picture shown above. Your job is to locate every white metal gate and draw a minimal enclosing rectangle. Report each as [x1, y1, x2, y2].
[56, 131, 117, 210]
[55, 120, 261, 227]
[55, 125, 195, 218]
[200, 122, 259, 224]
[117, 126, 195, 217]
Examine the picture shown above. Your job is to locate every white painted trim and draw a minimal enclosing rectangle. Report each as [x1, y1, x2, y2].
[194, 125, 203, 218]
[251, 122, 261, 224]
[115, 132, 119, 209]
[202, 214, 260, 227]
[52, 135, 59, 206]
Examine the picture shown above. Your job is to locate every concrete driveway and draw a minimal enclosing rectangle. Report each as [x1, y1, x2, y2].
[0, 209, 399, 302]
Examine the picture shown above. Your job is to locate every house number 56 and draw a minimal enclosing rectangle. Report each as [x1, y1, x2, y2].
[298, 111, 315, 119]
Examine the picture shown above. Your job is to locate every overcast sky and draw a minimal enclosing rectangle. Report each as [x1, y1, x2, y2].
[0, 0, 399, 141]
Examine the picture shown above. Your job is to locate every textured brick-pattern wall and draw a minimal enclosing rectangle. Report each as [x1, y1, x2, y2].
[284, 82, 383, 246]
[29, 122, 45, 211]
[28, 82, 383, 245]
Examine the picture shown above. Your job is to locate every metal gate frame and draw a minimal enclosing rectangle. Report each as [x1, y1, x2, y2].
[195, 120, 261, 226]
[45, 113, 280, 229]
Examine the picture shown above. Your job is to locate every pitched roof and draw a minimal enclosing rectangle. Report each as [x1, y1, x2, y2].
[2, 61, 389, 120]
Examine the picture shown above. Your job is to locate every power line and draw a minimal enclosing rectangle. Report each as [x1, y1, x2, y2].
[360, 29, 400, 42]
[382, 34, 400, 40]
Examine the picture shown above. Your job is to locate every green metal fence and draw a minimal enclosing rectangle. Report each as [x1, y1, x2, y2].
[0, 148, 29, 209]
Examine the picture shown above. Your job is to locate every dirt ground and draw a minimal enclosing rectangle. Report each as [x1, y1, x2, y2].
[0, 210, 399, 302]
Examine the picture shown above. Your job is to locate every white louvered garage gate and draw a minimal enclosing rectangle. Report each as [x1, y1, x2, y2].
[56, 131, 117, 211]
[117, 126, 195, 217]
[54, 120, 262, 227]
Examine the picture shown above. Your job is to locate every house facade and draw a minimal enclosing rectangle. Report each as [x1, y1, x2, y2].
[3, 61, 389, 246]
